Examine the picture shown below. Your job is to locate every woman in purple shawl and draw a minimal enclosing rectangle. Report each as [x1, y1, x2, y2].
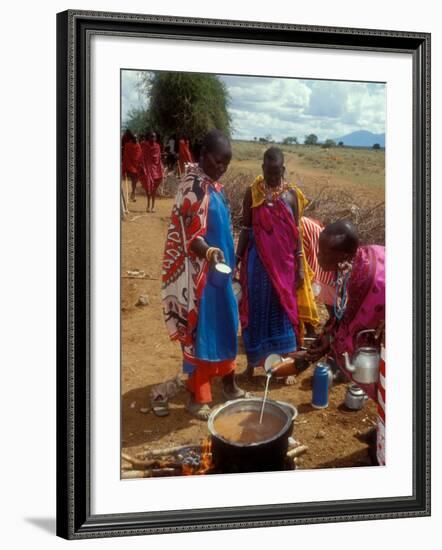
[306, 220, 385, 400]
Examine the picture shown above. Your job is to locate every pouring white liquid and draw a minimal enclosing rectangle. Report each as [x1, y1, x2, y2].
[259, 373, 272, 424]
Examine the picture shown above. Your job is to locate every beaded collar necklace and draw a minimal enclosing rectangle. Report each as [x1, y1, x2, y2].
[260, 179, 289, 205]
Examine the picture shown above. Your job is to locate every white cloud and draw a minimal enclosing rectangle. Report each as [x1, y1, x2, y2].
[121, 70, 385, 142]
[223, 75, 385, 141]
[121, 70, 149, 123]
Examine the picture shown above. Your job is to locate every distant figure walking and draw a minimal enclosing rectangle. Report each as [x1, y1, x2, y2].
[140, 131, 164, 213]
[178, 136, 194, 175]
[122, 130, 143, 202]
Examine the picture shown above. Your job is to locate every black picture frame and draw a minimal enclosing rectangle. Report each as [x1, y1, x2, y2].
[56, 9, 431, 540]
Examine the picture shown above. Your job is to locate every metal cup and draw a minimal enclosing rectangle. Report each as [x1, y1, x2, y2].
[209, 262, 232, 288]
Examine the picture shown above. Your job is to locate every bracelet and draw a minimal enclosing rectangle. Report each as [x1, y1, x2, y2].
[205, 247, 217, 262]
[296, 250, 303, 257]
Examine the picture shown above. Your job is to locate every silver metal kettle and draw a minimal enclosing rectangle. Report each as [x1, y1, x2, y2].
[344, 383, 368, 410]
[342, 329, 380, 385]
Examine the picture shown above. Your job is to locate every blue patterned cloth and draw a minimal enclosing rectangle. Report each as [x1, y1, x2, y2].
[183, 186, 238, 374]
[242, 232, 297, 367]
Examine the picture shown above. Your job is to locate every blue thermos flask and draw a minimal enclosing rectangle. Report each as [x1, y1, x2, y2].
[312, 363, 330, 409]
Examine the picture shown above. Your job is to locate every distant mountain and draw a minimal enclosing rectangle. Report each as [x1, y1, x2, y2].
[334, 130, 385, 148]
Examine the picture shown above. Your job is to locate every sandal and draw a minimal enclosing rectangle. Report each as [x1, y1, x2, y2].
[186, 399, 211, 420]
[221, 387, 253, 401]
[150, 395, 170, 417]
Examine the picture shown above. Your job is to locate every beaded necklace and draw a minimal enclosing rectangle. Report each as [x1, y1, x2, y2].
[334, 261, 353, 320]
[260, 179, 289, 205]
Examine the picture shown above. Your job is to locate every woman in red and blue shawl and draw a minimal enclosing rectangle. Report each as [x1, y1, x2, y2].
[162, 130, 247, 419]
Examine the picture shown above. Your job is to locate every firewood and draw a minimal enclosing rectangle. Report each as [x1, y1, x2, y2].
[121, 453, 159, 469]
[122, 452, 183, 469]
[142, 444, 201, 457]
[286, 445, 308, 458]
[121, 470, 149, 479]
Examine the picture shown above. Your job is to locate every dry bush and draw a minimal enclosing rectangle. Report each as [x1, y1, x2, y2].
[163, 166, 385, 246]
[161, 173, 180, 198]
[223, 174, 385, 246]
[304, 186, 385, 245]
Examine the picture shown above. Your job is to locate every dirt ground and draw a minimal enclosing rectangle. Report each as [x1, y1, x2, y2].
[121, 163, 379, 474]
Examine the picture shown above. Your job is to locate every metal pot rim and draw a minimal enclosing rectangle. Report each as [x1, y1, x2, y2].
[208, 397, 295, 448]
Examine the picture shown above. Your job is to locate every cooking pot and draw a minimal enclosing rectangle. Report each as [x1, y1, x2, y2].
[208, 398, 297, 473]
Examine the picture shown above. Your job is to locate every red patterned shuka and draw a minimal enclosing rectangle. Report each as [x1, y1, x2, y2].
[161, 166, 222, 360]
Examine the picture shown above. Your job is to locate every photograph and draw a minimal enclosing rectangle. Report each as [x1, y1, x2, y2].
[120, 69, 386, 478]
[56, 9, 430, 538]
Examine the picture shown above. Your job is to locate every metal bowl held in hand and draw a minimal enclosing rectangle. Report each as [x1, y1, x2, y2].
[342, 329, 380, 384]
[209, 262, 232, 288]
[208, 398, 297, 473]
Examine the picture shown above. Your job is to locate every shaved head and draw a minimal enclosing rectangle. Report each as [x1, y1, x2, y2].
[201, 129, 231, 155]
[318, 220, 359, 271]
[321, 220, 359, 255]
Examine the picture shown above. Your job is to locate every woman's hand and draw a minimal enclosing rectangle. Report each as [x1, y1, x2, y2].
[305, 333, 331, 362]
[208, 247, 224, 267]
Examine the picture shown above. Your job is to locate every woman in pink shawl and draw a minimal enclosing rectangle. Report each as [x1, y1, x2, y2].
[236, 147, 304, 378]
[306, 220, 385, 401]
[140, 131, 164, 213]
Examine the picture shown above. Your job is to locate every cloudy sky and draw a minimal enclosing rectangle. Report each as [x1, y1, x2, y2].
[122, 70, 385, 142]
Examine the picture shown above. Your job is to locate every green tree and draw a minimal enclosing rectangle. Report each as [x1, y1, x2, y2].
[283, 136, 298, 145]
[338, 141, 344, 147]
[322, 139, 337, 148]
[125, 107, 151, 137]
[304, 134, 319, 145]
[145, 72, 231, 142]
[373, 143, 381, 150]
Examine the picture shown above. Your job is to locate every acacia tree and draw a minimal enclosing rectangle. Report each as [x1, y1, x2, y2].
[125, 107, 151, 137]
[304, 133, 319, 145]
[283, 136, 298, 145]
[144, 72, 231, 142]
[322, 139, 337, 148]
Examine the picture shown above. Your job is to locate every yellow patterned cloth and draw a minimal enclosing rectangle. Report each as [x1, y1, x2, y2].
[250, 176, 319, 334]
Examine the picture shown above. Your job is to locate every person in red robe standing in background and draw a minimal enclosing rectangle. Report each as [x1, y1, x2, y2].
[178, 135, 194, 175]
[140, 131, 164, 213]
[122, 130, 143, 202]
[121, 128, 132, 154]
